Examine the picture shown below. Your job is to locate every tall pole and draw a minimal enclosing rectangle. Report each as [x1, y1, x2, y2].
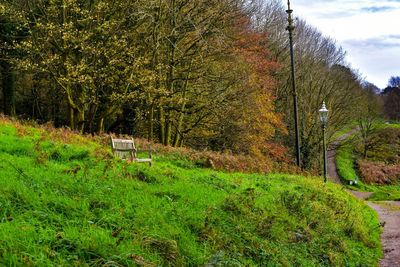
[322, 124, 327, 183]
[286, 0, 301, 168]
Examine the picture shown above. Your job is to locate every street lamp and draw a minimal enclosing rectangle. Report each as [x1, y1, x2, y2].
[319, 102, 328, 183]
[286, 0, 301, 168]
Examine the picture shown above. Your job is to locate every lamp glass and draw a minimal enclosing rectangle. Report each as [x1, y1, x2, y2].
[319, 102, 328, 124]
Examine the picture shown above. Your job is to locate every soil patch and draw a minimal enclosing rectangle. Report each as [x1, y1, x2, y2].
[368, 202, 400, 267]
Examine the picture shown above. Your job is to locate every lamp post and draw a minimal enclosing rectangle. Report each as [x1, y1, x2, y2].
[286, 0, 301, 168]
[319, 102, 329, 183]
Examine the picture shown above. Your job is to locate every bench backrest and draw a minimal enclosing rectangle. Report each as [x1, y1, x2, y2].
[110, 138, 137, 160]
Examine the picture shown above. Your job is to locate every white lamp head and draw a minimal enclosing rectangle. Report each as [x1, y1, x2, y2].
[319, 101, 328, 125]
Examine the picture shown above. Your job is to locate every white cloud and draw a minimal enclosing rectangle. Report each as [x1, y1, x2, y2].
[289, 0, 400, 88]
[343, 35, 400, 49]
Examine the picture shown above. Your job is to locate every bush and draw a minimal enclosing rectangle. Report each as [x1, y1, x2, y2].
[132, 138, 300, 175]
[357, 160, 400, 184]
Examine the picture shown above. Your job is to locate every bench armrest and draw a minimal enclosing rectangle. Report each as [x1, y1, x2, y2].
[136, 145, 152, 158]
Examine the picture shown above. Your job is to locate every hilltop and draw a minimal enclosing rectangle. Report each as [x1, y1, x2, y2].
[0, 117, 382, 266]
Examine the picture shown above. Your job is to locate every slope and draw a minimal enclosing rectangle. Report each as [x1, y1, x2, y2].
[0, 118, 382, 266]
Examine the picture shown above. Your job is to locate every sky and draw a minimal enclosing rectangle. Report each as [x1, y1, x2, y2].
[290, 0, 400, 89]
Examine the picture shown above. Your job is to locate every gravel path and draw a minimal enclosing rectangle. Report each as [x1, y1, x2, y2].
[327, 132, 400, 267]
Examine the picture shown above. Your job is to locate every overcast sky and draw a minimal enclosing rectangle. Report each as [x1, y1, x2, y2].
[290, 0, 400, 89]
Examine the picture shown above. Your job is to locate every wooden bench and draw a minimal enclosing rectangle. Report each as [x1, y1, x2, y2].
[110, 137, 152, 166]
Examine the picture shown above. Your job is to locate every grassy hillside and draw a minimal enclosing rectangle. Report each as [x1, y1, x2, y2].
[336, 124, 400, 201]
[0, 118, 382, 266]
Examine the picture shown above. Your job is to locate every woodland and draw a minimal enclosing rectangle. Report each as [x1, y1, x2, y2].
[1, 1, 400, 265]
[0, 0, 398, 172]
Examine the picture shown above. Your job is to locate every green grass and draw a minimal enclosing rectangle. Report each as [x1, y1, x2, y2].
[336, 143, 359, 184]
[331, 122, 358, 141]
[366, 185, 400, 201]
[335, 125, 400, 201]
[0, 120, 382, 266]
[379, 122, 400, 129]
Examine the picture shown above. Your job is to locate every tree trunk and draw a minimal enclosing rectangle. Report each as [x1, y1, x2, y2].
[86, 103, 98, 134]
[1, 60, 16, 116]
[162, 0, 176, 147]
[97, 117, 104, 134]
[173, 115, 183, 147]
[173, 68, 190, 147]
[165, 110, 172, 146]
[173, 94, 187, 147]
[159, 107, 165, 144]
[68, 104, 75, 130]
[148, 102, 154, 141]
[76, 110, 85, 133]
[179, 137, 184, 147]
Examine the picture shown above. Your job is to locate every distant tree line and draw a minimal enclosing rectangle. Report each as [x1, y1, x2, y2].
[0, 0, 384, 171]
[382, 76, 400, 121]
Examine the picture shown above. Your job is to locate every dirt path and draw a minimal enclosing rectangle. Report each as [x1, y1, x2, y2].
[328, 132, 400, 267]
[327, 147, 342, 184]
[369, 202, 400, 267]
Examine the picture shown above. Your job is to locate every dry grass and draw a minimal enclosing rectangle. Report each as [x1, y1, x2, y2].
[132, 138, 300, 174]
[0, 115, 299, 174]
[357, 160, 400, 184]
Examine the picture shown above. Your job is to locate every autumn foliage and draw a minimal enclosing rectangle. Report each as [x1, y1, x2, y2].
[133, 138, 298, 174]
[1, 0, 380, 172]
[0, 0, 292, 167]
[0, 114, 296, 174]
[357, 160, 400, 185]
